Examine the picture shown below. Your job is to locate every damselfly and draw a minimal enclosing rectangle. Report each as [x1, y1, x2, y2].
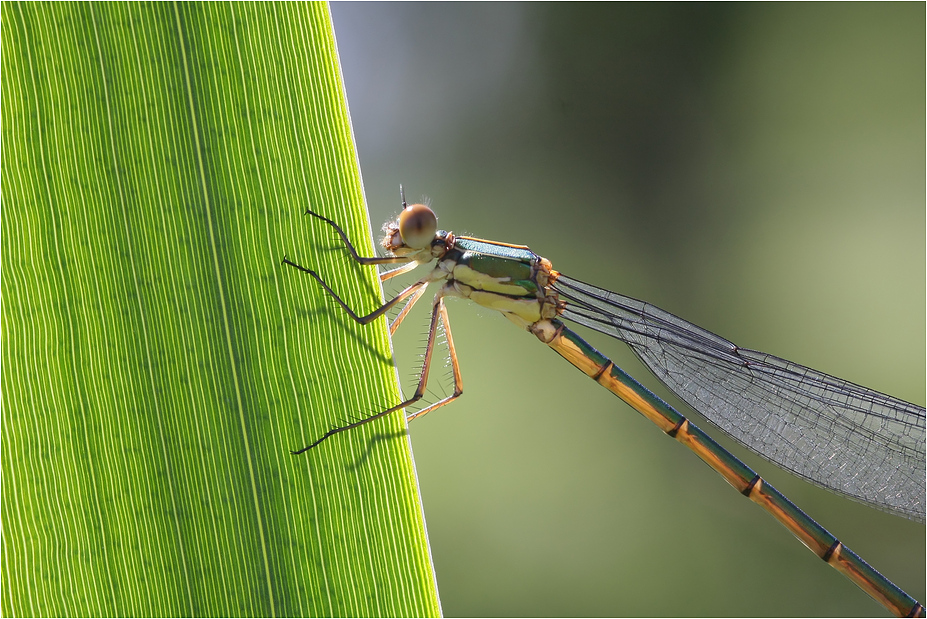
[282, 187, 925, 617]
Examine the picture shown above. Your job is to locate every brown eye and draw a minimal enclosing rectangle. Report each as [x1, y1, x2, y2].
[398, 203, 437, 249]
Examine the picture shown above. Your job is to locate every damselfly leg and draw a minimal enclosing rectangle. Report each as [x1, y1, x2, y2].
[282, 211, 462, 454]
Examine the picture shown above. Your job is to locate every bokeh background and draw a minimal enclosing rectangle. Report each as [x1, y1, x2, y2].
[329, 4, 924, 617]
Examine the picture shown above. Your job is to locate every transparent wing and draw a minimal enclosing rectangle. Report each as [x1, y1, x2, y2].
[555, 275, 926, 522]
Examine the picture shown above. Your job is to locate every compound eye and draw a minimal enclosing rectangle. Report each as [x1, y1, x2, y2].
[398, 203, 437, 249]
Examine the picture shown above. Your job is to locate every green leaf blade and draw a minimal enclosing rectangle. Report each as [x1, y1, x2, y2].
[3, 2, 440, 616]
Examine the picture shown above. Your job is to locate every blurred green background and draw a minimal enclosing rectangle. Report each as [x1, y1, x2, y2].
[330, 4, 924, 617]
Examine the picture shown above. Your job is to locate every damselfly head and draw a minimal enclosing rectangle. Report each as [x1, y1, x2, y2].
[398, 203, 438, 250]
